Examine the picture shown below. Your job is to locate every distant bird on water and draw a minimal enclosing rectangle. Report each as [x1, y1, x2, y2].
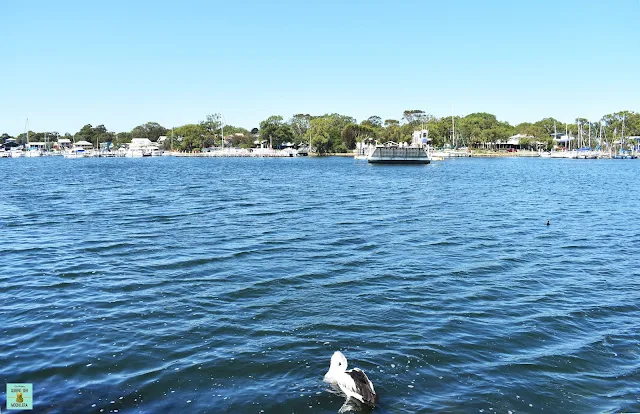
[546, 220, 550, 226]
[324, 351, 379, 409]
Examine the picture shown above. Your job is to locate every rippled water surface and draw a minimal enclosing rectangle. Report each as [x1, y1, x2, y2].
[1, 156, 639, 413]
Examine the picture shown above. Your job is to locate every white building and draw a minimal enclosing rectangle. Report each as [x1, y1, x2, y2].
[55, 138, 72, 150]
[27, 142, 47, 150]
[495, 134, 535, 149]
[75, 140, 94, 150]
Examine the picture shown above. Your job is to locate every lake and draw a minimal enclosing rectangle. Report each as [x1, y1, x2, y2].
[0, 156, 639, 413]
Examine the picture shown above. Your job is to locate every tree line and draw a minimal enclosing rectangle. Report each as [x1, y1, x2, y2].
[2, 110, 638, 153]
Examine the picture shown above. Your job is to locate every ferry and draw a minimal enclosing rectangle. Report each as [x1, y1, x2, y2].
[367, 142, 430, 164]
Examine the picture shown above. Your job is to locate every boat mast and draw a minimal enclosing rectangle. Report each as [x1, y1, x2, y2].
[25, 118, 29, 149]
[221, 118, 224, 150]
[599, 121, 602, 148]
[451, 105, 455, 148]
[622, 114, 625, 149]
[580, 122, 583, 148]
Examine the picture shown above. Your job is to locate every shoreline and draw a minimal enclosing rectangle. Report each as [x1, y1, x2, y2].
[2, 150, 634, 160]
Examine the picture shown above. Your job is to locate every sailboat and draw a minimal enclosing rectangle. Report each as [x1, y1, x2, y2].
[432, 107, 471, 158]
[549, 123, 571, 158]
[24, 119, 42, 157]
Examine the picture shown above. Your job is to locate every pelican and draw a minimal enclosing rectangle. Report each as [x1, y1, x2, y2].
[323, 351, 378, 408]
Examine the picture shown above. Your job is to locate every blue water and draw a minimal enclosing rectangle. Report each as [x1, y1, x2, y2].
[1, 156, 639, 413]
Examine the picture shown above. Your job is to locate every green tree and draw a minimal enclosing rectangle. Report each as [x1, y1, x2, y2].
[1, 133, 13, 144]
[290, 114, 312, 144]
[74, 124, 95, 143]
[305, 113, 355, 153]
[131, 122, 168, 142]
[217, 124, 251, 147]
[92, 125, 113, 144]
[361, 116, 382, 129]
[229, 132, 254, 148]
[626, 112, 640, 136]
[341, 124, 376, 149]
[114, 132, 132, 147]
[310, 132, 331, 154]
[457, 113, 512, 149]
[259, 115, 294, 148]
[423, 117, 450, 147]
[533, 117, 562, 136]
[173, 123, 206, 151]
[201, 114, 222, 147]
[380, 124, 404, 143]
[402, 109, 431, 126]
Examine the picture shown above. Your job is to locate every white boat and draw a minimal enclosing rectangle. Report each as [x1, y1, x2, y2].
[9, 148, 25, 158]
[24, 149, 42, 157]
[296, 146, 309, 156]
[125, 138, 163, 157]
[431, 148, 472, 158]
[368, 143, 430, 164]
[63, 146, 89, 158]
[22, 119, 40, 156]
[575, 148, 599, 159]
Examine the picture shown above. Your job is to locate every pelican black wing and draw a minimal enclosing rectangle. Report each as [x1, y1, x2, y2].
[346, 368, 378, 406]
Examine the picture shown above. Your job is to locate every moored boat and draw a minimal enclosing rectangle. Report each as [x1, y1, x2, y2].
[368, 144, 430, 164]
[125, 138, 163, 157]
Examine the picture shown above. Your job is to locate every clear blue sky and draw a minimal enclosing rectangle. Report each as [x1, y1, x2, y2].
[1, 0, 639, 135]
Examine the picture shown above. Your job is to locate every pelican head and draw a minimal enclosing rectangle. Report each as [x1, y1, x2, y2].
[324, 351, 348, 383]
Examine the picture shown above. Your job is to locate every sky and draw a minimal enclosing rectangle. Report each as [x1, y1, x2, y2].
[1, 0, 639, 135]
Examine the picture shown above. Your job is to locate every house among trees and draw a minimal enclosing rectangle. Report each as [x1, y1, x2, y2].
[75, 140, 94, 150]
[495, 134, 535, 150]
[3, 138, 19, 148]
[253, 139, 269, 149]
[55, 138, 72, 150]
[27, 142, 47, 151]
